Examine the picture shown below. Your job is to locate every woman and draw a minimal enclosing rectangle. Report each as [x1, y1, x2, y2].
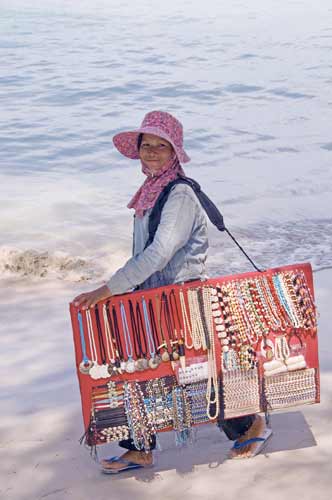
[73, 110, 268, 473]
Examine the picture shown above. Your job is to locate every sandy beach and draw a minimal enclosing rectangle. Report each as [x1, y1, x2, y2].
[0, 267, 331, 500]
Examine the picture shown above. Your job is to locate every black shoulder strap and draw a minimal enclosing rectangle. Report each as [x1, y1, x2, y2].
[145, 176, 263, 272]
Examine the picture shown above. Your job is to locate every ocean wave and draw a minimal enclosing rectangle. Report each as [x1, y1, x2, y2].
[0, 247, 101, 282]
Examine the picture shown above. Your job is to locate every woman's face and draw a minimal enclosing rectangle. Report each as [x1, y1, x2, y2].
[138, 133, 174, 174]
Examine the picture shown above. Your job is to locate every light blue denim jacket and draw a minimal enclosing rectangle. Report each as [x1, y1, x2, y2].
[107, 184, 209, 294]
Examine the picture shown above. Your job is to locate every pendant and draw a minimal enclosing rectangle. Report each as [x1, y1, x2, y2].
[100, 364, 110, 378]
[179, 355, 186, 371]
[89, 363, 101, 380]
[107, 363, 116, 376]
[172, 350, 180, 361]
[161, 350, 170, 362]
[120, 361, 127, 372]
[114, 359, 122, 374]
[135, 358, 146, 371]
[149, 356, 161, 369]
[79, 359, 93, 374]
[141, 358, 149, 370]
[125, 359, 136, 373]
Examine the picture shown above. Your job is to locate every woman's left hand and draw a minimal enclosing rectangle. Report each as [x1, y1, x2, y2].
[72, 285, 112, 309]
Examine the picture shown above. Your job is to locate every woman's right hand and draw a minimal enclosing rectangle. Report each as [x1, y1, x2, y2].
[72, 284, 112, 309]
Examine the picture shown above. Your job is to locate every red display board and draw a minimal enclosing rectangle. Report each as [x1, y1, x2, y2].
[69, 262, 319, 440]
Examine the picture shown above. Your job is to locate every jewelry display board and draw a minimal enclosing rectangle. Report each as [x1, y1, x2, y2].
[69, 262, 319, 449]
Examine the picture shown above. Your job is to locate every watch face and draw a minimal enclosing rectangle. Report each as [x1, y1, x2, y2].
[79, 360, 93, 374]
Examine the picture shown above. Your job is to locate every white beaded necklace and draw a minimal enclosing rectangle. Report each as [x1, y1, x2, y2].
[179, 289, 194, 349]
[187, 289, 207, 350]
[202, 286, 219, 419]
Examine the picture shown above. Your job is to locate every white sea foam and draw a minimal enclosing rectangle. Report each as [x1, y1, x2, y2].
[0, 247, 100, 281]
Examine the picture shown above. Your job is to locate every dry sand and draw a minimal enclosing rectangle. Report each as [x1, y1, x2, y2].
[1, 269, 331, 500]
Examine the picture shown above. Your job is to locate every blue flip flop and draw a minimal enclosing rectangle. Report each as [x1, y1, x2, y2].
[100, 456, 152, 475]
[230, 427, 273, 459]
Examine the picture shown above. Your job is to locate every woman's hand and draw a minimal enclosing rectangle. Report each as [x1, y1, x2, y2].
[73, 285, 112, 309]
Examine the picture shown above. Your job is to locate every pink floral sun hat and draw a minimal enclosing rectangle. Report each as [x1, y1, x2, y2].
[112, 110, 191, 163]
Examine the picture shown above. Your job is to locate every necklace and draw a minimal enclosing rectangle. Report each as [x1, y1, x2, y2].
[161, 292, 179, 369]
[275, 335, 290, 362]
[85, 309, 101, 380]
[155, 294, 171, 362]
[129, 300, 148, 371]
[187, 288, 207, 350]
[179, 288, 193, 349]
[77, 311, 94, 375]
[102, 304, 115, 374]
[104, 302, 122, 374]
[94, 305, 110, 378]
[142, 297, 161, 369]
[112, 305, 125, 372]
[169, 290, 186, 369]
[119, 301, 136, 373]
[148, 298, 164, 359]
[202, 286, 219, 419]
[135, 302, 149, 370]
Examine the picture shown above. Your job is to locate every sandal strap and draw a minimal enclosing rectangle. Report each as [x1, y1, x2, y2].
[102, 456, 131, 465]
[233, 437, 265, 449]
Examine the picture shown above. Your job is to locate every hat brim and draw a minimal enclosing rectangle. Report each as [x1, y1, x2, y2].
[113, 126, 191, 163]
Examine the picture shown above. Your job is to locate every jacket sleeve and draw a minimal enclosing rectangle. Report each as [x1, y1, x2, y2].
[106, 185, 201, 295]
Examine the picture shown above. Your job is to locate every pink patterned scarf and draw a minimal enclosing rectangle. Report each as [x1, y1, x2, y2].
[127, 155, 186, 217]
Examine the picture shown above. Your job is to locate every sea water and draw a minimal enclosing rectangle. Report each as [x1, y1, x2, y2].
[1, 0, 332, 283]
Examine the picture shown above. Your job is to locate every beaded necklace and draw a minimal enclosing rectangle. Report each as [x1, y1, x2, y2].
[272, 274, 296, 326]
[124, 381, 155, 451]
[187, 288, 207, 350]
[179, 288, 194, 349]
[292, 271, 317, 332]
[255, 277, 283, 331]
[202, 286, 219, 419]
